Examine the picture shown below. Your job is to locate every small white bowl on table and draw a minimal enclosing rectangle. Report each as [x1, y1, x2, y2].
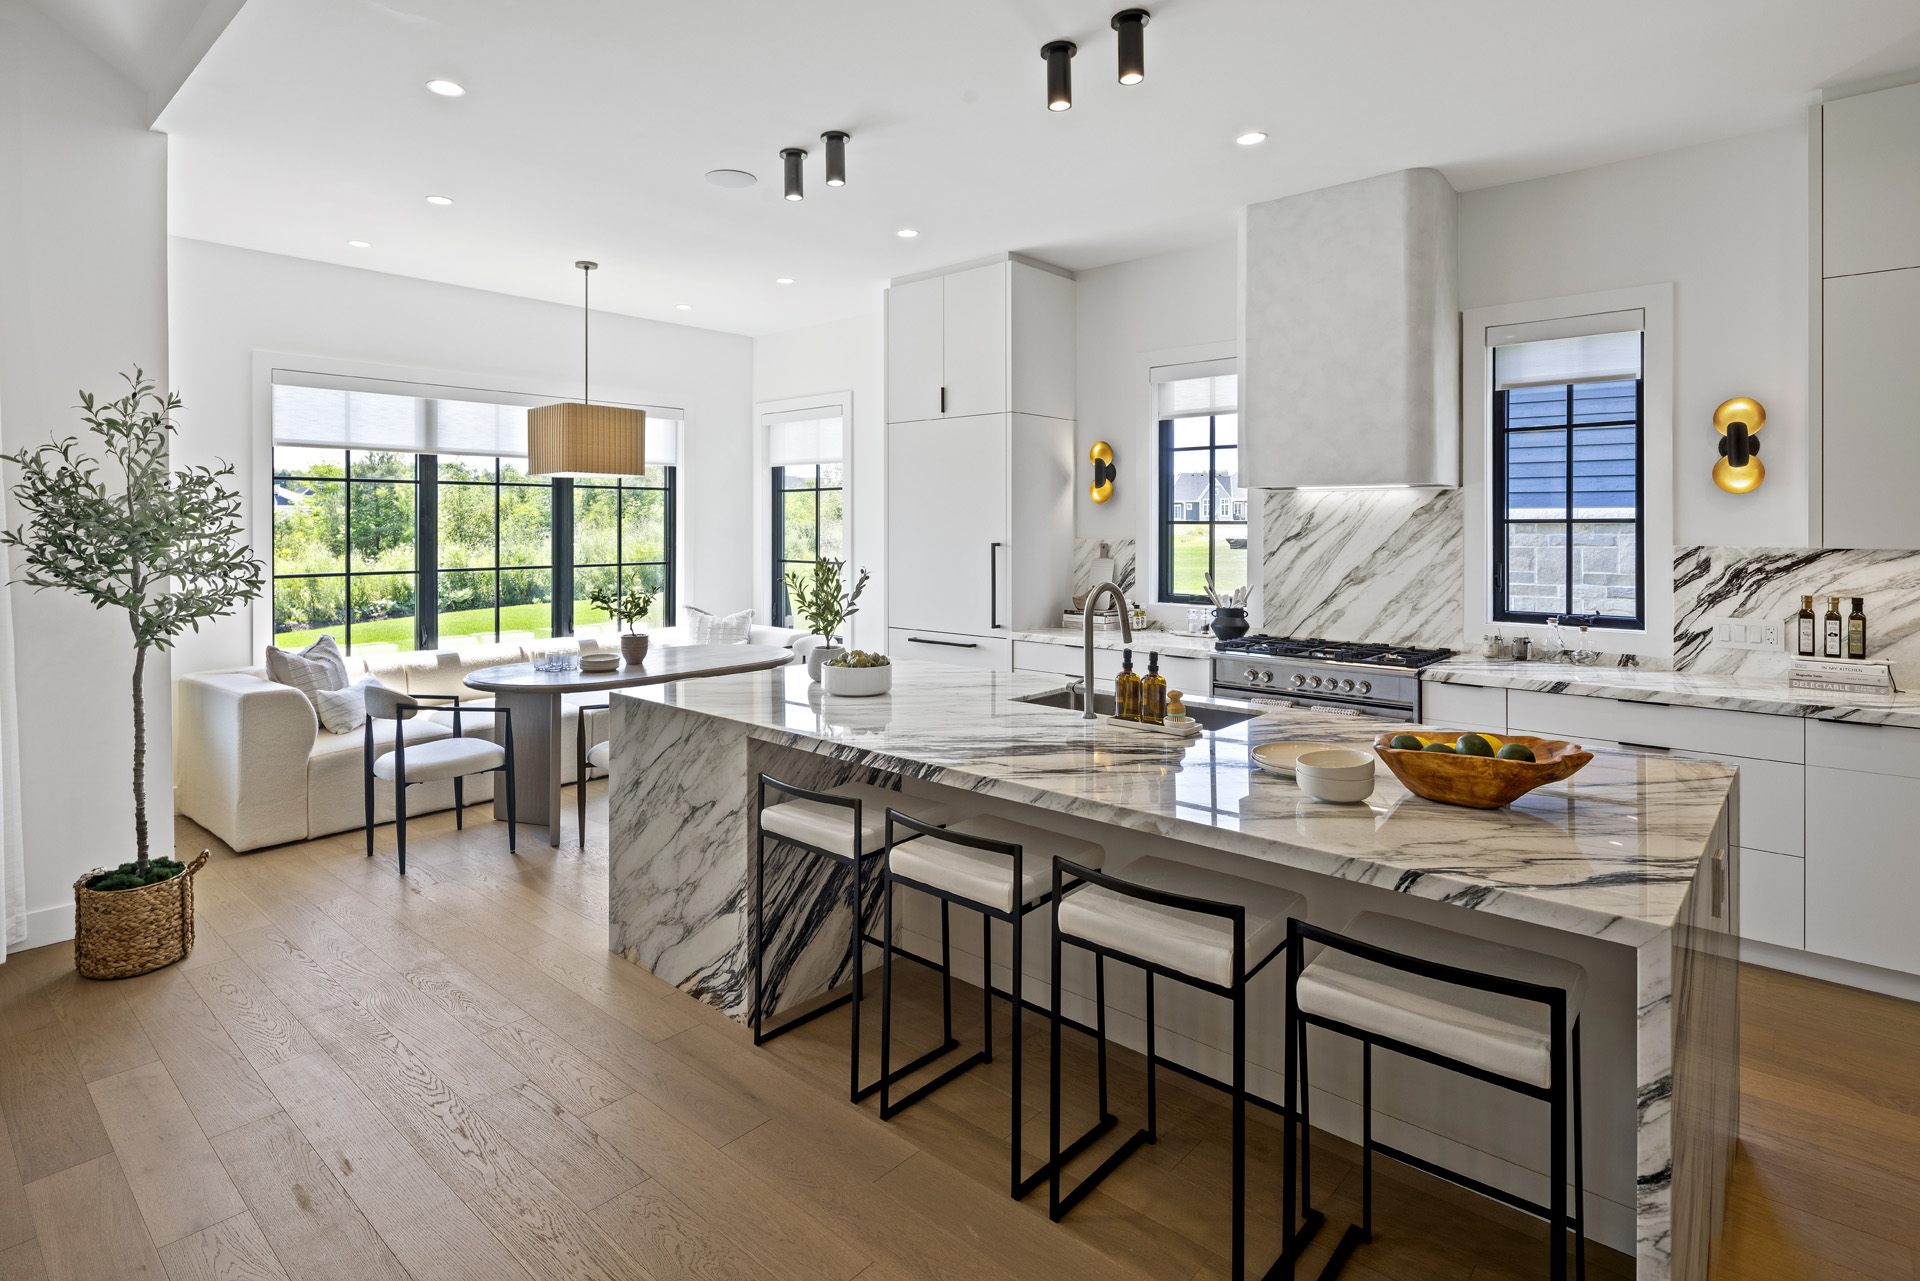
[1292, 747, 1376, 803]
[821, 662, 893, 697]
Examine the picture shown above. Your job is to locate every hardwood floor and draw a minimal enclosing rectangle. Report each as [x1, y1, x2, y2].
[0, 792, 1909, 1280]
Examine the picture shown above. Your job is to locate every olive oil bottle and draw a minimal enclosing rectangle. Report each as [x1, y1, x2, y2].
[1848, 596, 1868, 659]
[1115, 650, 1143, 722]
[1142, 653, 1168, 726]
[1797, 595, 1817, 657]
[1823, 596, 1844, 658]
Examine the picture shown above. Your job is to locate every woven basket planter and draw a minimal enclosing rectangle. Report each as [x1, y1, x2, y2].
[72, 850, 209, 980]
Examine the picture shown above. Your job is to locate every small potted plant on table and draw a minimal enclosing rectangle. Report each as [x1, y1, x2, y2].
[587, 582, 658, 664]
[1, 371, 263, 979]
[784, 558, 869, 681]
[822, 649, 893, 697]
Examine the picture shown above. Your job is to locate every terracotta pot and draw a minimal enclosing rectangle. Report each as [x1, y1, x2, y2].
[620, 632, 650, 665]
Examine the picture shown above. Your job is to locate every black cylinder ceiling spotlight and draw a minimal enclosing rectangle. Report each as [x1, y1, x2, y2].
[1042, 40, 1077, 111]
[1112, 9, 1149, 84]
[821, 131, 849, 187]
[780, 147, 807, 201]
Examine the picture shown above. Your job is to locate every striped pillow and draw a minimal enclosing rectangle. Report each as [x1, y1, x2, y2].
[266, 634, 349, 719]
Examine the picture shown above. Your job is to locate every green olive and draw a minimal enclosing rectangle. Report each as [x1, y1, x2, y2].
[1456, 733, 1496, 757]
[1421, 741, 1457, 754]
[1496, 743, 1537, 762]
[1389, 734, 1424, 751]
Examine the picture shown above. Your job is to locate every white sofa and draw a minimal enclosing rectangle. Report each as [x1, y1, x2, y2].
[174, 626, 806, 852]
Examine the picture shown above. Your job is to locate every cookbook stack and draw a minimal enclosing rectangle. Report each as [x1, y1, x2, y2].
[1788, 656, 1898, 695]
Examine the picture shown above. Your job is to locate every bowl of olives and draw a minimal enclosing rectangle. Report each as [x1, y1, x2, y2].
[821, 650, 893, 697]
[1371, 730, 1592, 809]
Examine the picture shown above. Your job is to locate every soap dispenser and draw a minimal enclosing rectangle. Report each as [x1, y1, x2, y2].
[1142, 653, 1168, 726]
[1115, 650, 1143, 722]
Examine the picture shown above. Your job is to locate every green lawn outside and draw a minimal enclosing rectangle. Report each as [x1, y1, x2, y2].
[275, 601, 574, 653]
[1167, 525, 1248, 600]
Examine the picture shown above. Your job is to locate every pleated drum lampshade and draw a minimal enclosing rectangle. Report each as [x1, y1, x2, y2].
[527, 402, 644, 477]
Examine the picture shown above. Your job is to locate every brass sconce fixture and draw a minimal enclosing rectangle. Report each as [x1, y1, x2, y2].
[1712, 397, 1765, 494]
[1089, 442, 1117, 503]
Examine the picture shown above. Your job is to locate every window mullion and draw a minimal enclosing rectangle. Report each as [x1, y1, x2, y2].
[419, 455, 438, 650]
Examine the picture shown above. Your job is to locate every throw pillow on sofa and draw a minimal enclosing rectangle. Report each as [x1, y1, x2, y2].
[684, 606, 753, 644]
[312, 675, 381, 735]
[266, 634, 349, 713]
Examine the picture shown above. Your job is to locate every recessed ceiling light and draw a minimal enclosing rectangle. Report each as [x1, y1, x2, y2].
[705, 169, 757, 188]
[674, 303, 693, 310]
[347, 240, 372, 248]
[896, 228, 919, 238]
[425, 79, 466, 97]
[775, 277, 795, 284]
[426, 194, 454, 205]
[1236, 131, 1268, 146]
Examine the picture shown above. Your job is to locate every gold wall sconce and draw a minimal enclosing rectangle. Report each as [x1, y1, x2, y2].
[1089, 442, 1117, 503]
[1712, 397, 1765, 494]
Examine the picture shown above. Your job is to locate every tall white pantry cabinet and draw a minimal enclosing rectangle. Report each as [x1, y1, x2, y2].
[885, 257, 1076, 669]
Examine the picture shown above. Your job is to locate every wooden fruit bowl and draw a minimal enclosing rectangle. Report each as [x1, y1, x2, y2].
[1372, 731, 1593, 809]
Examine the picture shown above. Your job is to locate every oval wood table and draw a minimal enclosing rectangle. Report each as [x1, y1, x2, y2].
[465, 644, 794, 846]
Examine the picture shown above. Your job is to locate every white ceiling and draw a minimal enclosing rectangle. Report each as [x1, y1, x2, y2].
[157, 0, 1920, 337]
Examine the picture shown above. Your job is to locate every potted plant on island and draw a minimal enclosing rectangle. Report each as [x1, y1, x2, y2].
[1, 371, 263, 979]
[822, 649, 892, 697]
[587, 581, 659, 664]
[784, 558, 869, 681]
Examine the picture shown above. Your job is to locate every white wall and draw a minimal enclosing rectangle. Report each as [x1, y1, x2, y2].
[167, 237, 756, 675]
[751, 313, 885, 651]
[0, 0, 171, 948]
[1073, 239, 1239, 620]
[1459, 124, 1811, 549]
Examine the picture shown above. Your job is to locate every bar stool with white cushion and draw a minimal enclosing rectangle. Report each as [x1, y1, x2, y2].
[880, 812, 1106, 1200]
[1049, 855, 1311, 1279]
[1287, 911, 1588, 1281]
[751, 776, 952, 1103]
[363, 684, 514, 875]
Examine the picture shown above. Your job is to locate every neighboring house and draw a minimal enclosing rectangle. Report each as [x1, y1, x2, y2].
[1168, 471, 1247, 522]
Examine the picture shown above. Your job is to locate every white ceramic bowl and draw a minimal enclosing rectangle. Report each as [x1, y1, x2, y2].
[1249, 740, 1345, 777]
[821, 662, 892, 697]
[1292, 748, 1376, 780]
[1295, 770, 1375, 804]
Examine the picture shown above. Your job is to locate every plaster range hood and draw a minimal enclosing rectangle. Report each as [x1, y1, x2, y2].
[1240, 167, 1460, 489]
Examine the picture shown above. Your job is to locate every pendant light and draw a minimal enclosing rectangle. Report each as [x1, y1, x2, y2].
[1042, 40, 1076, 111]
[781, 147, 807, 201]
[821, 131, 849, 186]
[528, 261, 645, 477]
[1111, 9, 1149, 84]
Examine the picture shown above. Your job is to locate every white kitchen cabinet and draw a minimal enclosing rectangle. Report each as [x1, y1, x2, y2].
[1822, 80, 1920, 278]
[890, 628, 1012, 672]
[1740, 848, 1805, 951]
[887, 418, 1008, 636]
[886, 276, 945, 424]
[1672, 752, 1804, 858]
[1423, 681, 1507, 735]
[1806, 759, 1920, 975]
[1821, 267, 1920, 550]
[884, 256, 1074, 425]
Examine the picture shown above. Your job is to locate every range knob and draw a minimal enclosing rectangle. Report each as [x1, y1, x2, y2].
[1357, 680, 1371, 695]
[1308, 675, 1324, 689]
[1340, 679, 1356, 693]
[1259, 670, 1275, 684]
[1244, 667, 1261, 683]
[1289, 673, 1307, 688]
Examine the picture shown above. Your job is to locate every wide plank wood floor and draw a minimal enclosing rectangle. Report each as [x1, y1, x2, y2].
[0, 791, 1906, 1280]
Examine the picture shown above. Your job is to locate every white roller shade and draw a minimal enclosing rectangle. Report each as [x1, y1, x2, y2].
[1493, 330, 1642, 390]
[434, 400, 529, 458]
[767, 413, 843, 467]
[646, 417, 680, 467]
[1152, 361, 1237, 419]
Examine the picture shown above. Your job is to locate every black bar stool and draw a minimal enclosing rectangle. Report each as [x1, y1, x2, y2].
[879, 810, 1107, 1199]
[752, 776, 951, 1102]
[1048, 855, 1313, 1280]
[1286, 912, 1587, 1281]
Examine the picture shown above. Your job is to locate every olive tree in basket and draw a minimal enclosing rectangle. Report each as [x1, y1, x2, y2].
[1, 370, 263, 977]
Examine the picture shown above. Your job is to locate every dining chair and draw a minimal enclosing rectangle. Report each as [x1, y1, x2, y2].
[363, 685, 515, 873]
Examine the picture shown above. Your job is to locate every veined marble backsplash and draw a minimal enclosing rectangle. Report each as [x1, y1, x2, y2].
[1675, 545, 1920, 675]
[1071, 537, 1136, 601]
[1261, 488, 1467, 649]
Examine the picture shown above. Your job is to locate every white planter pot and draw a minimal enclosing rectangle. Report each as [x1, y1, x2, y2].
[821, 663, 892, 697]
[806, 644, 845, 682]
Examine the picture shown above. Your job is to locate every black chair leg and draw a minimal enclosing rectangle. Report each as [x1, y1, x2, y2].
[1574, 1020, 1586, 1281]
[752, 830, 767, 1044]
[980, 911, 993, 1065]
[504, 752, 517, 854]
[1231, 980, 1246, 1281]
[363, 759, 375, 858]
[394, 777, 408, 876]
[454, 775, 464, 829]
[849, 847, 865, 1102]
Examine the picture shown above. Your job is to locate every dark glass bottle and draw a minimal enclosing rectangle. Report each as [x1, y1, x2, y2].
[1824, 596, 1843, 658]
[1115, 650, 1143, 722]
[1142, 653, 1168, 726]
[1796, 594, 1816, 657]
[1848, 597, 1867, 660]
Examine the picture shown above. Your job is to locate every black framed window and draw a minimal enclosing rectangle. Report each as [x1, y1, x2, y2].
[771, 463, 843, 628]
[431, 454, 554, 647]
[1158, 414, 1246, 604]
[271, 448, 419, 653]
[572, 468, 676, 633]
[1492, 377, 1644, 629]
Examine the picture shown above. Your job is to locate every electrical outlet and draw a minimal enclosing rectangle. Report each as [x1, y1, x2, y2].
[1708, 617, 1782, 650]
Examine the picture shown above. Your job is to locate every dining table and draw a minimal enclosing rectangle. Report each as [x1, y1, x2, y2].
[464, 643, 794, 845]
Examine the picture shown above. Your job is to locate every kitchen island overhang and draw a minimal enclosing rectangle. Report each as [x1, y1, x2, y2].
[604, 660, 1737, 1281]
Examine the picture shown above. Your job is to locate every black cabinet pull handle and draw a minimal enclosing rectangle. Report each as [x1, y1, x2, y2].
[939, 385, 946, 414]
[907, 636, 978, 648]
[990, 542, 1002, 629]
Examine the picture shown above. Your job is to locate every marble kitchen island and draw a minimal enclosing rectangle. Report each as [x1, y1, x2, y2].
[605, 659, 1739, 1280]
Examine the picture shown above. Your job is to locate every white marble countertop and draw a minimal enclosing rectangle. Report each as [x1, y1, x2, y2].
[1425, 658, 1920, 728]
[1006, 626, 1223, 658]
[627, 660, 1734, 947]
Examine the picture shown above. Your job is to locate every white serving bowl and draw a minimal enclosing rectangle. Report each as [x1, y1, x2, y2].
[1295, 771, 1375, 804]
[1292, 748, 1375, 780]
[821, 662, 892, 697]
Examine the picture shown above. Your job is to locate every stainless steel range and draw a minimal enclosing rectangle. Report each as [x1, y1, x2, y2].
[1211, 636, 1453, 719]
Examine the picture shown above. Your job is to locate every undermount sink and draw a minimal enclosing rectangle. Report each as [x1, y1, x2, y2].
[1013, 688, 1260, 731]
